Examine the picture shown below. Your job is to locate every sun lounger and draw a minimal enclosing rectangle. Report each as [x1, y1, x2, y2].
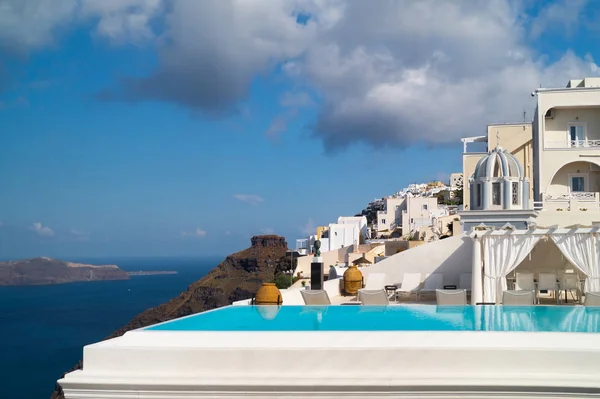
[584, 292, 600, 307]
[364, 273, 386, 290]
[436, 289, 467, 305]
[358, 289, 389, 305]
[395, 273, 422, 301]
[502, 290, 534, 306]
[301, 289, 331, 305]
[418, 273, 444, 301]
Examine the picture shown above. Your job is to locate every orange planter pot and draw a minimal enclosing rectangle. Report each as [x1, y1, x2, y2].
[255, 283, 283, 305]
[343, 265, 363, 295]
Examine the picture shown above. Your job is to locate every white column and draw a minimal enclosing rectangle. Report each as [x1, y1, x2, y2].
[471, 236, 483, 305]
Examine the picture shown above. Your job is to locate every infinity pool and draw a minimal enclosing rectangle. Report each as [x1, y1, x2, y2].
[144, 305, 600, 333]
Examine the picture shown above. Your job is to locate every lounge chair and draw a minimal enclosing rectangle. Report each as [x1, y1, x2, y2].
[459, 273, 472, 293]
[395, 273, 422, 301]
[301, 289, 331, 305]
[436, 289, 467, 306]
[364, 273, 386, 290]
[502, 290, 534, 306]
[561, 274, 581, 303]
[418, 273, 444, 301]
[514, 272, 537, 303]
[358, 289, 389, 305]
[515, 272, 535, 291]
[537, 273, 558, 304]
[584, 292, 600, 307]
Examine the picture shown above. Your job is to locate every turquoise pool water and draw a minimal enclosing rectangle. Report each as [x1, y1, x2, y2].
[145, 305, 600, 333]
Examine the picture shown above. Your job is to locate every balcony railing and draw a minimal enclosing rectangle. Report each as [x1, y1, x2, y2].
[545, 192, 597, 201]
[545, 139, 600, 149]
[534, 192, 600, 211]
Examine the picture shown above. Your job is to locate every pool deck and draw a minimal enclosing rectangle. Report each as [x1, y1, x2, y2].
[59, 305, 600, 398]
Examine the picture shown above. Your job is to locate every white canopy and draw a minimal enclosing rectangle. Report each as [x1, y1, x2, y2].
[470, 225, 600, 304]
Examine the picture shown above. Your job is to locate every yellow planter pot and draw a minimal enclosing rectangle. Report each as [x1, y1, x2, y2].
[343, 265, 363, 295]
[255, 283, 283, 305]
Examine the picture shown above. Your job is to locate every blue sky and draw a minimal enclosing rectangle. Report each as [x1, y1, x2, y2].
[1, 0, 599, 258]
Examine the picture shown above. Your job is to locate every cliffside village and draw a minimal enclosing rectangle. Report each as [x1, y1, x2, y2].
[292, 77, 600, 281]
[292, 176, 464, 278]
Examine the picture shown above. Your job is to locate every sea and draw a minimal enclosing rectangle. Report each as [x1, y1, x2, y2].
[0, 256, 220, 399]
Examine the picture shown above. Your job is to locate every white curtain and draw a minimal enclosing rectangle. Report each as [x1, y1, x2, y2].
[551, 233, 600, 293]
[483, 235, 541, 303]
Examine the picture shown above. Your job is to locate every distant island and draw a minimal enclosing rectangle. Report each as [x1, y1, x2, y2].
[127, 271, 178, 276]
[0, 257, 129, 286]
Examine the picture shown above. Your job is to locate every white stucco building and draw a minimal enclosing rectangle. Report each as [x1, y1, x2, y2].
[400, 196, 441, 236]
[375, 196, 448, 238]
[336, 216, 368, 239]
[295, 216, 368, 256]
[529, 78, 600, 227]
[375, 197, 405, 234]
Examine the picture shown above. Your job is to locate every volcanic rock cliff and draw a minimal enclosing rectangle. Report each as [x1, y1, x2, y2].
[51, 235, 290, 399]
[0, 257, 129, 286]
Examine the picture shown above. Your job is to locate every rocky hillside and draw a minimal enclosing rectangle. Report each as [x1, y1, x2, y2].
[50, 235, 289, 399]
[0, 257, 128, 286]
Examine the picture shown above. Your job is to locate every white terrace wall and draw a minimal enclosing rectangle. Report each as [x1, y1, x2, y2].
[361, 234, 473, 287]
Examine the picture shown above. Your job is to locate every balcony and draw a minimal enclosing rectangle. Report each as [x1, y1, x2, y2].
[545, 139, 600, 149]
[534, 192, 600, 211]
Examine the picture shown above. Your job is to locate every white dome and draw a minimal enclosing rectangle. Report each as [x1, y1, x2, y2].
[473, 146, 523, 180]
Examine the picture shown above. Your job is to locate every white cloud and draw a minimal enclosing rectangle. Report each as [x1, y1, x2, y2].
[181, 228, 207, 238]
[265, 111, 295, 142]
[31, 222, 55, 237]
[103, 0, 600, 151]
[0, 0, 77, 52]
[0, 0, 162, 54]
[78, 0, 163, 44]
[265, 91, 315, 139]
[279, 91, 315, 108]
[233, 194, 265, 205]
[2, 0, 600, 151]
[70, 228, 91, 241]
[529, 0, 589, 39]
[300, 218, 316, 236]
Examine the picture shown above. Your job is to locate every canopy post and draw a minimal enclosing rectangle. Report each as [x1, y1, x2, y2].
[471, 235, 483, 305]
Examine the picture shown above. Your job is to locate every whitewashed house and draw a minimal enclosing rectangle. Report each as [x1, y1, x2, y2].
[375, 197, 405, 235]
[532, 78, 600, 226]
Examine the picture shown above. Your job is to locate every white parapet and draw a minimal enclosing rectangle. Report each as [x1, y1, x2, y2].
[59, 326, 600, 398]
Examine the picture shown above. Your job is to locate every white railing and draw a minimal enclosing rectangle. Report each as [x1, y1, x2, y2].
[545, 192, 597, 201]
[545, 139, 600, 149]
[536, 192, 600, 211]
